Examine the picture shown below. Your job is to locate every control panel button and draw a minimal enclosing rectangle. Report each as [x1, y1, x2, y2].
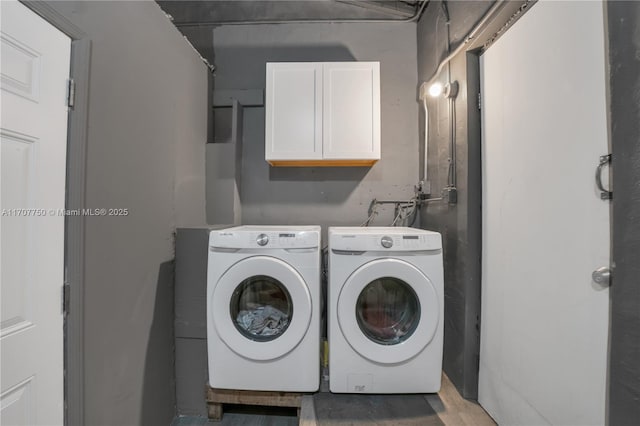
[256, 233, 269, 246]
[381, 236, 393, 248]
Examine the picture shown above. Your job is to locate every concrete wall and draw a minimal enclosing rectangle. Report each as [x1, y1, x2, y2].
[606, 2, 640, 424]
[211, 23, 419, 235]
[45, 1, 208, 425]
[417, 0, 494, 399]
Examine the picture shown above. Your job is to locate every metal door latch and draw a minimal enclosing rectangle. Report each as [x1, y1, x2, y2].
[595, 154, 612, 200]
[592, 266, 611, 287]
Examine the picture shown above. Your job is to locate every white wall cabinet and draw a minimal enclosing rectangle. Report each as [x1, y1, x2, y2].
[265, 62, 380, 166]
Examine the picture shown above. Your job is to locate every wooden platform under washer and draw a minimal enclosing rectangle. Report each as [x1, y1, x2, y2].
[206, 387, 306, 422]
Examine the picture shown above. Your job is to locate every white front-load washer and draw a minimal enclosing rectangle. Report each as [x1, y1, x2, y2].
[328, 226, 443, 393]
[207, 225, 321, 391]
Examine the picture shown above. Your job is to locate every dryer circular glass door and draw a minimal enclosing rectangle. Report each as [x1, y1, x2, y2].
[212, 256, 312, 361]
[337, 258, 439, 364]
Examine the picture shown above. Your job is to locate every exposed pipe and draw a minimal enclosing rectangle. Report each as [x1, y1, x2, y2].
[448, 96, 457, 188]
[422, 97, 429, 183]
[336, 0, 418, 19]
[173, 0, 430, 27]
[419, 197, 443, 203]
[423, 0, 505, 85]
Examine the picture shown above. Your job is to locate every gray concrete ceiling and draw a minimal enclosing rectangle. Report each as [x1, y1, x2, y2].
[156, 1, 425, 26]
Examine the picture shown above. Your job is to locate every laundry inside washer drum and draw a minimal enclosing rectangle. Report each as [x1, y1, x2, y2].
[236, 305, 290, 337]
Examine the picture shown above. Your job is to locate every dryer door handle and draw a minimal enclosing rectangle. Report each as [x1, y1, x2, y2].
[331, 249, 366, 256]
[285, 248, 318, 254]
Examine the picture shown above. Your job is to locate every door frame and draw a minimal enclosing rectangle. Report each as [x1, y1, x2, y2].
[452, 1, 638, 424]
[20, 2, 89, 425]
[427, 1, 535, 400]
[604, 2, 640, 424]
[477, 1, 611, 422]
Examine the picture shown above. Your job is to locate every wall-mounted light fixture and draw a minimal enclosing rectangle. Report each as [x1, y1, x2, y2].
[424, 81, 458, 99]
[428, 82, 443, 97]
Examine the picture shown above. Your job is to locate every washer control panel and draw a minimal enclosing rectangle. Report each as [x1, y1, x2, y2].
[256, 233, 269, 246]
[380, 236, 394, 248]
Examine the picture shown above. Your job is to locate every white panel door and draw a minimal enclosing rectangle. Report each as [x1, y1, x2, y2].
[323, 62, 380, 160]
[265, 62, 322, 161]
[0, 1, 70, 425]
[479, 1, 609, 425]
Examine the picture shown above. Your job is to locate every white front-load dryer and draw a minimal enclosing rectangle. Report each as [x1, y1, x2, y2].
[328, 227, 443, 393]
[207, 225, 321, 391]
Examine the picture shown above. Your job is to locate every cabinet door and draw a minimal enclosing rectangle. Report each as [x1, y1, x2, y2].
[322, 62, 380, 160]
[265, 63, 323, 162]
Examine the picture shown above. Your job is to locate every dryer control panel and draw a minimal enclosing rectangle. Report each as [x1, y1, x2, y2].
[210, 225, 320, 249]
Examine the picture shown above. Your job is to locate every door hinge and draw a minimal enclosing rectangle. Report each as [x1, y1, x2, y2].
[63, 282, 70, 316]
[477, 92, 482, 110]
[66, 78, 75, 108]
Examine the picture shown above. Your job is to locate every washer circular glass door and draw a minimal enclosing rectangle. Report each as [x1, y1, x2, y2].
[355, 277, 420, 345]
[212, 256, 312, 361]
[337, 258, 439, 364]
[230, 275, 293, 342]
